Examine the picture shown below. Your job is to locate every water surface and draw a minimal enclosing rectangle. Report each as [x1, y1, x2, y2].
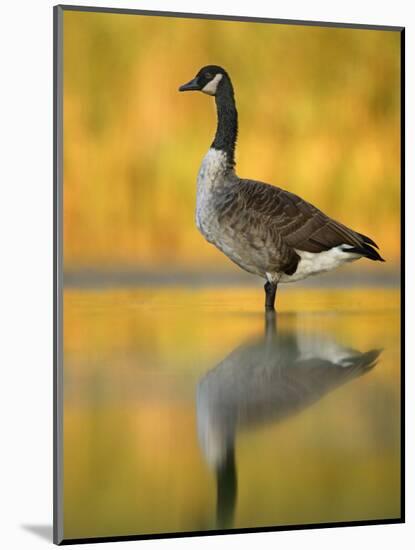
[63, 287, 400, 539]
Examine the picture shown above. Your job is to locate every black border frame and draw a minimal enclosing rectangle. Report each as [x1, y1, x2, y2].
[53, 4, 405, 545]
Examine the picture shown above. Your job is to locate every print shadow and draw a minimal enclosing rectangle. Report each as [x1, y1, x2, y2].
[21, 524, 53, 542]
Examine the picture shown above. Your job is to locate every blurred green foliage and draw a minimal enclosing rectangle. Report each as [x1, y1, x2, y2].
[63, 11, 401, 270]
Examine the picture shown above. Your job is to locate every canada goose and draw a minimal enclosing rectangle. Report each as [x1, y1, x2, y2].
[196, 311, 381, 527]
[179, 66, 384, 310]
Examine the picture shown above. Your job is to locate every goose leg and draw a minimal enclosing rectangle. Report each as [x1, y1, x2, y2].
[264, 281, 278, 311]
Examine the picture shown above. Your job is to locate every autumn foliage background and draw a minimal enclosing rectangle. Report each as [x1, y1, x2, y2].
[61, 11, 401, 539]
[63, 11, 401, 272]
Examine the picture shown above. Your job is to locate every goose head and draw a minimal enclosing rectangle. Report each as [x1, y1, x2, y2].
[179, 65, 228, 96]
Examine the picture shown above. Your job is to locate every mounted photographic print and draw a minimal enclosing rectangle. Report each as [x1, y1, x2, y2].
[53, 4, 404, 545]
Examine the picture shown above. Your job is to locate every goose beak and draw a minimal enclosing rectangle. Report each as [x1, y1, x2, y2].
[179, 77, 200, 92]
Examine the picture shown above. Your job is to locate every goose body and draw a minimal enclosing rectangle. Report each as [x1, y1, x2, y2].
[179, 65, 384, 309]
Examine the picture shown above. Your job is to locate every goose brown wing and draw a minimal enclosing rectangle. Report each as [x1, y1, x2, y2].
[237, 179, 383, 260]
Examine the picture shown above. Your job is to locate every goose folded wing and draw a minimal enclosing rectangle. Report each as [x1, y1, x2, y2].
[238, 179, 381, 258]
[278, 190, 383, 260]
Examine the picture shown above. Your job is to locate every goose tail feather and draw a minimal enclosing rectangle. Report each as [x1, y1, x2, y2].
[345, 242, 385, 262]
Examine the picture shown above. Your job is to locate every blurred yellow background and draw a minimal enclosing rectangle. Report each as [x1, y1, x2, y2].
[63, 11, 401, 271]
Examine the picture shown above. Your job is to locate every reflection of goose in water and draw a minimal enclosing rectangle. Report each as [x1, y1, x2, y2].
[196, 313, 381, 529]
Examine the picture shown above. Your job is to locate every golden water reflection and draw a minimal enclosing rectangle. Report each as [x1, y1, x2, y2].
[63, 287, 400, 539]
[197, 311, 382, 529]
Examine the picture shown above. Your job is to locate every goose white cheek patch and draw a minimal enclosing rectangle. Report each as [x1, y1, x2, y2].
[202, 73, 223, 95]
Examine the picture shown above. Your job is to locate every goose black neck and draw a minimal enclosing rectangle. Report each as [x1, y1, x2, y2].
[212, 77, 238, 169]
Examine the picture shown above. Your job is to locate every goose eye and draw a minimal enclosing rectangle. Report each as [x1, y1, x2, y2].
[205, 72, 213, 80]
